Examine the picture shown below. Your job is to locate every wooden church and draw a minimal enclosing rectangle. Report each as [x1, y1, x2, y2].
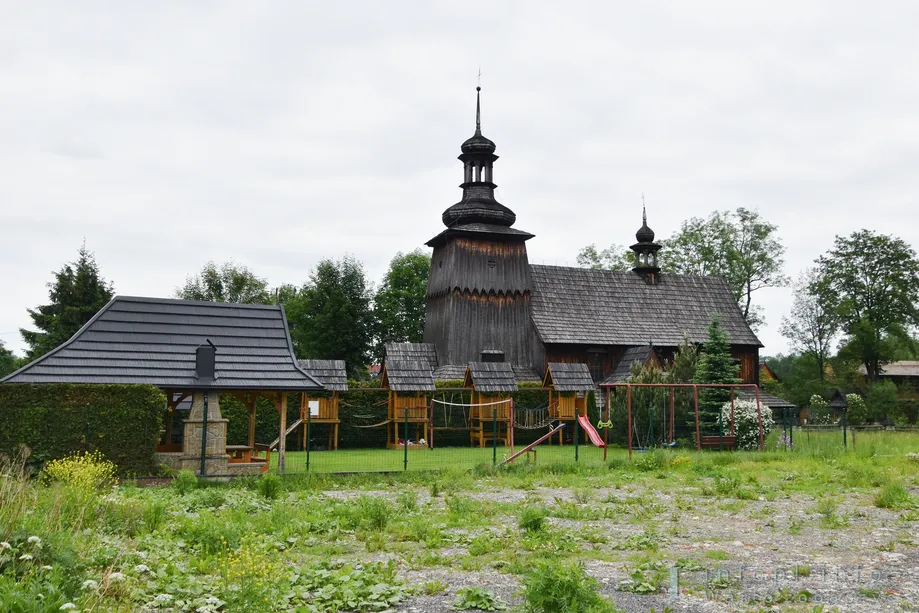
[394, 87, 762, 387]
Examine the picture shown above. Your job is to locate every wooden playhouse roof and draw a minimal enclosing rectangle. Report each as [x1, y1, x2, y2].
[544, 362, 595, 392]
[381, 358, 436, 392]
[297, 359, 348, 391]
[529, 265, 762, 347]
[1, 296, 323, 391]
[463, 362, 518, 393]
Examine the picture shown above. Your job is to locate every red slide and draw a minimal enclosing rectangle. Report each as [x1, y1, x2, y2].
[577, 415, 606, 448]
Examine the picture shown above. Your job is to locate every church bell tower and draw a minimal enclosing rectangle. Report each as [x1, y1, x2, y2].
[424, 87, 535, 367]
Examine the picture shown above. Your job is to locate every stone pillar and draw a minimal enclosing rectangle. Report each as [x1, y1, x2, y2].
[179, 391, 229, 476]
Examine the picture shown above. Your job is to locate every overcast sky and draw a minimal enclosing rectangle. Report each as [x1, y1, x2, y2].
[2, 1, 918, 358]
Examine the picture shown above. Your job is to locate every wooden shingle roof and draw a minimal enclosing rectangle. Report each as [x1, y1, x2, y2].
[736, 389, 796, 410]
[512, 365, 542, 384]
[1, 296, 323, 391]
[384, 342, 437, 370]
[544, 362, 595, 392]
[601, 346, 658, 385]
[463, 362, 518, 393]
[382, 358, 436, 392]
[433, 364, 467, 382]
[529, 266, 761, 347]
[297, 359, 348, 391]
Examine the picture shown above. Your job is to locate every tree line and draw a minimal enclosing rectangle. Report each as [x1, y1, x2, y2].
[4, 248, 432, 380]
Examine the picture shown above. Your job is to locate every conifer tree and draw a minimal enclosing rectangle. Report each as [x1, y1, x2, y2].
[20, 245, 114, 360]
[692, 317, 739, 433]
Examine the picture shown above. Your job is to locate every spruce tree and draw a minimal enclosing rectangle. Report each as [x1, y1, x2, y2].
[692, 316, 740, 433]
[20, 245, 114, 360]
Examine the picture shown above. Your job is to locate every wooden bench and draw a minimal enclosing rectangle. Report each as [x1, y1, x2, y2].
[699, 435, 736, 450]
[226, 445, 253, 463]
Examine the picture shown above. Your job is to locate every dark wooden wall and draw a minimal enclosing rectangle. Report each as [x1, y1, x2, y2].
[424, 236, 535, 366]
[732, 346, 760, 385]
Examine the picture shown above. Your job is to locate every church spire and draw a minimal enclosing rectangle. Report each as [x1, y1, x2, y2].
[475, 86, 482, 135]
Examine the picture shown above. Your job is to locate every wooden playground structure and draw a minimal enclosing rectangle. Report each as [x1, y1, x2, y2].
[297, 359, 348, 450]
[463, 362, 516, 448]
[544, 362, 596, 445]
[381, 359, 435, 449]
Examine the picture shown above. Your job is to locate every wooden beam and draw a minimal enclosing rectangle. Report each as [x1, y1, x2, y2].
[278, 393, 287, 474]
[248, 396, 257, 449]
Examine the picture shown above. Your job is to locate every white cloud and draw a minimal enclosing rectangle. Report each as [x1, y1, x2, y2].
[2, 1, 918, 357]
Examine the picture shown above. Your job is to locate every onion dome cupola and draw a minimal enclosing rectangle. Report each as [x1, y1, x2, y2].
[441, 87, 517, 228]
[631, 204, 662, 280]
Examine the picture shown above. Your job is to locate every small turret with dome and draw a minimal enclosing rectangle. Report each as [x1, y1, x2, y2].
[631, 202, 662, 281]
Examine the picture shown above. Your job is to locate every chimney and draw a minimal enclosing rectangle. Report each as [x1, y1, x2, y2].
[196, 340, 217, 382]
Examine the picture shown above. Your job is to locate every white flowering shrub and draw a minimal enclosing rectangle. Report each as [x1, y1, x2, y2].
[720, 400, 774, 450]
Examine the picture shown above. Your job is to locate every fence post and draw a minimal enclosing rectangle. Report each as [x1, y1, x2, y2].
[842, 408, 848, 449]
[492, 405, 498, 466]
[788, 408, 794, 450]
[200, 392, 209, 476]
[306, 404, 312, 472]
[574, 412, 580, 462]
[403, 407, 409, 471]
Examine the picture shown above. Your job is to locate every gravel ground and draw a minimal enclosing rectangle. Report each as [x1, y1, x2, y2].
[357, 484, 919, 613]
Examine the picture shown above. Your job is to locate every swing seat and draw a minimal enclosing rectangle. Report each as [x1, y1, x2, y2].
[699, 435, 736, 450]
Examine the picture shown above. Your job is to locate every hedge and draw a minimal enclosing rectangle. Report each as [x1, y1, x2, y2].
[0, 384, 165, 475]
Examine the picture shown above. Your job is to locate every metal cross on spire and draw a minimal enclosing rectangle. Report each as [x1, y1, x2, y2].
[642, 193, 647, 224]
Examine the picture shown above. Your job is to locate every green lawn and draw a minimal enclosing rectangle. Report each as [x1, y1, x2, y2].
[276, 443, 610, 473]
[274, 428, 919, 473]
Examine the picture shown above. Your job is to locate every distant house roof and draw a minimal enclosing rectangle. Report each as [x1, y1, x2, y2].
[529, 266, 761, 347]
[298, 359, 348, 391]
[384, 342, 437, 370]
[463, 362, 518, 393]
[433, 364, 467, 382]
[544, 362, 595, 392]
[381, 358, 436, 392]
[736, 389, 796, 410]
[858, 361, 919, 378]
[1, 296, 323, 391]
[601, 346, 660, 385]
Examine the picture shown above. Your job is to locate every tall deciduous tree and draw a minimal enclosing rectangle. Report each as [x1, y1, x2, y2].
[662, 208, 787, 329]
[21, 245, 114, 359]
[176, 261, 272, 304]
[779, 270, 839, 380]
[692, 317, 740, 432]
[576, 244, 632, 271]
[373, 250, 431, 362]
[285, 256, 374, 378]
[816, 230, 919, 381]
